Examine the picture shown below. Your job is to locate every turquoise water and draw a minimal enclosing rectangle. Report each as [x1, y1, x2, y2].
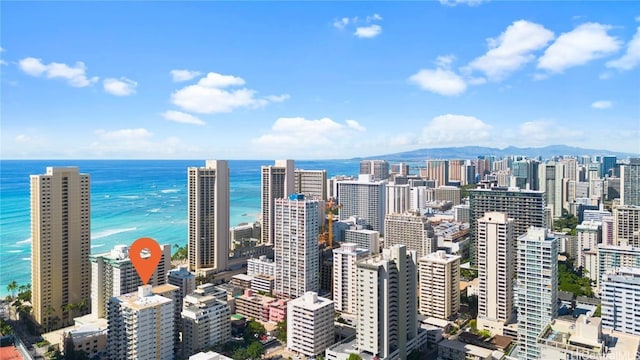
[0, 160, 360, 297]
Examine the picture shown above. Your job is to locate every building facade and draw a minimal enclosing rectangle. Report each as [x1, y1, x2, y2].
[274, 195, 321, 298]
[333, 243, 369, 314]
[261, 160, 295, 245]
[294, 169, 327, 200]
[181, 288, 231, 357]
[601, 267, 640, 336]
[418, 251, 460, 320]
[31, 166, 91, 330]
[384, 212, 436, 258]
[517, 227, 558, 360]
[620, 159, 640, 206]
[360, 159, 390, 181]
[188, 160, 230, 272]
[337, 176, 386, 234]
[287, 292, 334, 357]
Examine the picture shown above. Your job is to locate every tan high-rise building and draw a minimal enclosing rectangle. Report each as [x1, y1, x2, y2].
[426, 159, 449, 187]
[476, 212, 515, 336]
[261, 160, 295, 245]
[418, 251, 460, 320]
[614, 205, 640, 247]
[385, 212, 436, 258]
[188, 160, 230, 272]
[31, 167, 91, 330]
[448, 160, 464, 182]
[294, 169, 327, 200]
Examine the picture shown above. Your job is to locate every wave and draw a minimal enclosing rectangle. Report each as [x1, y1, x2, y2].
[148, 208, 161, 213]
[22, 258, 31, 261]
[92, 227, 137, 240]
[91, 244, 106, 249]
[16, 237, 32, 245]
[7, 250, 23, 253]
[118, 195, 140, 199]
[160, 189, 180, 194]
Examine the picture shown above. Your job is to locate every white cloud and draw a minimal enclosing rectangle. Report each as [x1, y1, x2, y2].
[170, 69, 202, 82]
[366, 14, 383, 22]
[591, 100, 613, 109]
[171, 72, 287, 114]
[252, 117, 366, 152]
[333, 17, 350, 29]
[354, 24, 382, 38]
[517, 120, 583, 145]
[103, 77, 138, 96]
[538, 23, 622, 73]
[15, 134, 32, 143]
[421, 114, 492, 145]
[346, 119, 366, 131]
[408, 68, 467, 96]
[18, 57, 98, 87]
[606, 26, 640, 71]
[95, 128, 152, 140]
[439, 0, 488, 6]
[468, 20, 555, 81]
[162, 110, 206, 125]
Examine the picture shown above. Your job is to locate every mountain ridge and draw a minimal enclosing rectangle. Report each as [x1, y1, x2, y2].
[355, 145, 639, 161]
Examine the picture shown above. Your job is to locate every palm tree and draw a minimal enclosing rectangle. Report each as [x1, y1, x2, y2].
[6, 280, 18, 299]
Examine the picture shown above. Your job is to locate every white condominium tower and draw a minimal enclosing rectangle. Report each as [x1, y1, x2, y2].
[385, 183, 410, 215]
[90, 244, 171, 318]
[337, 175, 386, 234]
[384, 212, 436, 258]
[31, 167, 91, 330]
[601, 267, 640, 336]
[261, 160, 295, 245]
[517, 227, 558, 360]
[356, 245, 417, 360]
[333, 243, 369, 314]
[476, 212, 515, 336]
[188, 160, 230, 273]
[620, 158, 640, 206]
[287, 292, 334, 357]
[274, 194, 321, 298]
[181, 286, 231, 356]
[418, 251, 460, 320]
[107, 285, 174, 360]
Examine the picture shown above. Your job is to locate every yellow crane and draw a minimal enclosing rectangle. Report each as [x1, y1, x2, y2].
[320, 198, 341, 248]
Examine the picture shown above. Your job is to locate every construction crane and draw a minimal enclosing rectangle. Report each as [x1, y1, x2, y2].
[320, 198, 342, 248]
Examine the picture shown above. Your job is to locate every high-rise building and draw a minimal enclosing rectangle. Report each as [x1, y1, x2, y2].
[360, 159, 390, 181]
[181, 285, 231, 357]
[468, 188, 545, 265]
[31, 167, 91, 330]
[426, 160, 449, 187]
[337, 176, 386, 234]
[384, 213, 436, 258]
[418, 251, 460, 320]
[167, 265, 196, 334]
[602, 156, 617, 178]
[356, 245, 417, 360]
[517, 227, 558, 360]
[294, 169, 327, 200]
[90, 244, 172, 318]
[597, 245, 640, 290]
[540, 162, 564, 219]
[448, 160, 464, 183]
[614, 205, 640, 247]
[343, 229, 380, 254]
[333, 243, 369, 314]
[462, 161, 477, 186]
[434, 186, 461, 205]
[476, 212, 515, 336]
[261, 160, 295, 245]
[601, 267, 640, 336]
[385, 183, 410, 215]
[107, 285, 174, 360]
[576, 220, 602, 269]
[560, 158, 578, 182]
[188, 160, 230, 272]
[274, 194, 321, 298]
[390, 162, 409, 176]
[511, 159, 540, 190]
[287, 292, 334, 356]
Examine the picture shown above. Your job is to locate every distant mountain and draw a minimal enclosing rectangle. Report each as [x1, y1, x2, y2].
[356, 145, 639, 162]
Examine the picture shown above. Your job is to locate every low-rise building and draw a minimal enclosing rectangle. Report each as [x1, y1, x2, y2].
[287, 292, 334, 357]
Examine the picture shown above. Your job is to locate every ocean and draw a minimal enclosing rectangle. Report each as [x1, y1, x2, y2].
[0, 159, 361, 297]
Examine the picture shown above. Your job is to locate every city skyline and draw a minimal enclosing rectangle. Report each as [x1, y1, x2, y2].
[2, 2, 639, 160]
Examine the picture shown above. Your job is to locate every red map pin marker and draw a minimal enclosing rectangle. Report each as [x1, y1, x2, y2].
[129, 237, 162, 285]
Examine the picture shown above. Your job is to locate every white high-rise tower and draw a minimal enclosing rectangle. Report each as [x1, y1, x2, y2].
[261, 160, 295, 245]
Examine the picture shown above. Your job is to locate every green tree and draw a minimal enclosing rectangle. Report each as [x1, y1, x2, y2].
[347, 354, 363, 360]
[594, 304, 601, 317]
[245, 341, 264, 360]
[469, 319, 477, 330]
[244, 319, 266, 342]
[0, 319, 13, 335]
[232, 348, 248, 360]
[6, 280, 18, 299]
[274, 319, 287, 342]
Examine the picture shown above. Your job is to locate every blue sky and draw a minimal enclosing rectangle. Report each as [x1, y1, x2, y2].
[1, 1, 639, 159]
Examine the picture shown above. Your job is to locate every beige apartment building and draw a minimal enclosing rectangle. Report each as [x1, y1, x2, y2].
[31, 167, 91, 330]
[418, 250, 461, 320]
[261, 160, 295, 245]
